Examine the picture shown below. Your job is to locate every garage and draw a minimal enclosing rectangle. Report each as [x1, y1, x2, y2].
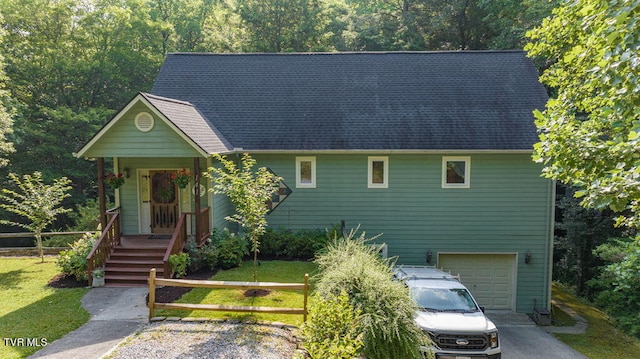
[438, 253, 516, 310]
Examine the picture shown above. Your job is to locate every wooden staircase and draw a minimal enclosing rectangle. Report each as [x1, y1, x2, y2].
[104, 243, 168, 287]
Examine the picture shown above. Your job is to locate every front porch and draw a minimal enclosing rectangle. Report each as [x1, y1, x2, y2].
[87, 206, 210, 287]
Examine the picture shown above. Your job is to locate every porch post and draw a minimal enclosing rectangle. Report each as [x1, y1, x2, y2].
[194, 157, 201, 242]
[97, 157, 107, 230]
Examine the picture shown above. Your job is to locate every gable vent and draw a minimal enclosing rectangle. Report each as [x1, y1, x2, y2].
[135, 112, 154, 132]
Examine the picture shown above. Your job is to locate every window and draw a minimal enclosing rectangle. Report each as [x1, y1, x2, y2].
[368, 156, 388, 188]
[296, 157, 316, 188]
[442, 156, 470, 188]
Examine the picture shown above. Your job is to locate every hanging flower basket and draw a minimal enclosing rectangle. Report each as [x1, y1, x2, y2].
[171, 168, 193, 189]
[104, 172, 125, 189]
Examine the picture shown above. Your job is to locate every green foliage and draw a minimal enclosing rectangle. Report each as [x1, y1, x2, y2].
[553, 187, 623, 296]
[56, 232, 98, 281]
[210, 228, 248, 270]
[0, 171, 72, 261]
[526, 0, 640, 228]
[314, 231, 429, 359]
[589, 237, 640, 337]
[184, 237, 218, 273]
[259, 227, 327, 260]
[302, 291, 364, 359]
[0, 17, 15, 168]
[169, 252, 190, 278]
[206, 153, 282, 280]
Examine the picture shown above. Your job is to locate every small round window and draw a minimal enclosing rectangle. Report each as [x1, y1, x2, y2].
[135, 112, 154, 132]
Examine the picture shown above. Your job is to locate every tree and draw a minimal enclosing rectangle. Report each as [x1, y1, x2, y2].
[0, 172, 72, 262]
[526, 0, 640, 228]
[206, 153, 281, 281]
[554, 186, 623, 296]
[236, 0, 331, 51]
[0, 18, 15, 167]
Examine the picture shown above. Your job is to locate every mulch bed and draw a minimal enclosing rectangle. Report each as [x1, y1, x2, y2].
[150, 269, 218, 304]
[48, 273, 88, 288]
[47, 269, 217, 304]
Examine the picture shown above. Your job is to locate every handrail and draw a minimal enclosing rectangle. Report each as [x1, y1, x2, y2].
[162, 206, 211, 278]
[163, 212, 188, 278]
[197, 207, 210, 246]
[86, 208, 121, 285]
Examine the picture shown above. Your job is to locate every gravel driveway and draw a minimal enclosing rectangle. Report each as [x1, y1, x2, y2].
[105, 320, 303, 359]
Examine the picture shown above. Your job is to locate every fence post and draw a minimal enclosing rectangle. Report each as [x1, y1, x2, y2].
[303, 273, 309, 322]
[148, 268, 156, 320]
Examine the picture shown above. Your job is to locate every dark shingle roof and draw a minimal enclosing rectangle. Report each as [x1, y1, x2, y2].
[142, 93, 232, 154]
[150, 51, 547, 151]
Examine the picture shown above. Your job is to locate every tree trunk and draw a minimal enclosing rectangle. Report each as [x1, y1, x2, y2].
[35, 232, 43, 262]
[253, 233, 258, 282]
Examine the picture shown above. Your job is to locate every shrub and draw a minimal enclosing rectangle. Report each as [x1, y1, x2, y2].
[259, 228, 327, 260]
[185, 237, 218, 273]
[314, 231, 429, 359]
[169, 252, 190, 278]
[56, 232, 98, 281]
[210, 228, 248, 270]
[302, 291, 364, 359]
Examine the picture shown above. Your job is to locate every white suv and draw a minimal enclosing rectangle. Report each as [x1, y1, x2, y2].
[394, 266, 501, 359]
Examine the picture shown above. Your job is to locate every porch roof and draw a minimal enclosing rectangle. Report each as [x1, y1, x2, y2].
[75, 93, 233, 158]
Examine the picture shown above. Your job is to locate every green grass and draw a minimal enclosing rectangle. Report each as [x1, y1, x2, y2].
[0, 257, 90, 359]
[157, 260, 318, 326]
[552, 282, 640, 358]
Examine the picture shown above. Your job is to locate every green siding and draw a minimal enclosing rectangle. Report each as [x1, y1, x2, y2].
[250, 153, 553, 313]
[83, 103, 202, 158]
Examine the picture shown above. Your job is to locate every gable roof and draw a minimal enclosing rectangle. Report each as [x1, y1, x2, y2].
[75, 93, 232, 158]
[150, 51, 547, 152]
[141, 93, 233, 154]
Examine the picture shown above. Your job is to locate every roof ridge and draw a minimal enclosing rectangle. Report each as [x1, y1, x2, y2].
[141, 92, 192, 106]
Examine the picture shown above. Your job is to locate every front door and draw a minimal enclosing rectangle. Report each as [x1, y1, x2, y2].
[150, 170, 179, 234]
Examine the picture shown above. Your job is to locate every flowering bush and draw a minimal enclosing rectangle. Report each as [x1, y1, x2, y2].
[104, 172, 125, 189]
[171, 167, 192, 188]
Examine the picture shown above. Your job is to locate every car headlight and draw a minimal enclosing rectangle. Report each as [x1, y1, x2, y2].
[490, 331, 499, 348]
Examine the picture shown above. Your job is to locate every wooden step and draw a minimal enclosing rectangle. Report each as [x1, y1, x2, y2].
[102, 243, 171, 287]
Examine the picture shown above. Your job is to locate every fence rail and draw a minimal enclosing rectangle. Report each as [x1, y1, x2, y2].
[147, 268, 309, 322]
[0, 231, 97, 239]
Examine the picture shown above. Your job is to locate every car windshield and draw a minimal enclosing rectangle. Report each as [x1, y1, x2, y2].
[411, 287, 479, 312]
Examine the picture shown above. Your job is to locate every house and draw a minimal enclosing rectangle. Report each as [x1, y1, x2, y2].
[76, 51, 552, 313]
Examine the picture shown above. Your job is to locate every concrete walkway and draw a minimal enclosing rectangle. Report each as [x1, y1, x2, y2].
[544, 299, 589, 334]
[28, 287, 148, 359]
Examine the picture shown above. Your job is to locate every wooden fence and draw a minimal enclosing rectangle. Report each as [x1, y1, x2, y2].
[147, 268, 310, 322]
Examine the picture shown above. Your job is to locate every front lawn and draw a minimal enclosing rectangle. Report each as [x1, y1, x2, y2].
[156, 260, 317, 327]
[552, 282, 640, 358]
[0, 257, 90, 359]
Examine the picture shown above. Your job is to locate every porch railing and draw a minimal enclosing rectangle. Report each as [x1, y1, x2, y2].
[162, 207, 211, 278]
[163, 212, 188, 278]
[196, 207, 210, 246]
[87, 208, 121, 285]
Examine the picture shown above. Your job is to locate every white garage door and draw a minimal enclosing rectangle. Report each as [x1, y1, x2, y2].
[438, 254, 516, 310]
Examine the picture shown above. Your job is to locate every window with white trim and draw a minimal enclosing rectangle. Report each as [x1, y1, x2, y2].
[368, 156, 388, 188]
[442, 156, 470, 188]
[296, 156, 316, 188]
